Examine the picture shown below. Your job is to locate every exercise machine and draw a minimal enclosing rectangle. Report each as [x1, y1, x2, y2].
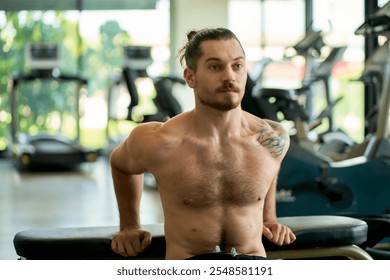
[242, 31, 325, 120]
[243, 31, 352, 161]
[119, 46, 184, 122]
[105, 46, 157, 154]
[106, 46, 185, 152]
[275, 2, 390, 258]
[9, 43, 99, 171]
[358, 41, 388, 135]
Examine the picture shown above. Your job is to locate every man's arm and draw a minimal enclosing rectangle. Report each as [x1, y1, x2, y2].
[262, 120, 295, 246]
[110, 126, 152, 256]
[263, 174, 296, 246]
[263, 173, 278, 224]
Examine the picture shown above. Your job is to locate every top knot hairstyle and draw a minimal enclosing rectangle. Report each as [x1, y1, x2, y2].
[178, 28, 245, 71]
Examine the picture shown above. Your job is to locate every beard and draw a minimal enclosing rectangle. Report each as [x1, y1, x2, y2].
[198, 82, 243, 111]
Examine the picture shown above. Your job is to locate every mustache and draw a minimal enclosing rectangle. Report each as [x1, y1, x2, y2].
[217, 82, 241, 92]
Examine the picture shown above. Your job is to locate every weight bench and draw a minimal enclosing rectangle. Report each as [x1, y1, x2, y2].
[13, 215, 372, 260]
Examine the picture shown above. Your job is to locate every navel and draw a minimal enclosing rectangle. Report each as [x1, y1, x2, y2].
[183, 198, 192, 206]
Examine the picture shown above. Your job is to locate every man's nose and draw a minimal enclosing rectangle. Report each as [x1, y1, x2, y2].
[223, 67, 235, 83]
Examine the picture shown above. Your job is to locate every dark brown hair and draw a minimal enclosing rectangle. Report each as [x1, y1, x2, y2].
[178, 28, 245, 71]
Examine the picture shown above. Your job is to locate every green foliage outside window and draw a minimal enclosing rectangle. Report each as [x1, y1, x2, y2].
[0, 11, 135, 152]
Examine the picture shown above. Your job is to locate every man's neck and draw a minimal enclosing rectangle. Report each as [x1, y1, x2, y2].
[189, 106, 244, 139]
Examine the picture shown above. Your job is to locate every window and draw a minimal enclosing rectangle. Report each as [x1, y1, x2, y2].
[0, 3, 170, 151]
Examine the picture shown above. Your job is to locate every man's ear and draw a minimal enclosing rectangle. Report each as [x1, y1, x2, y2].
[183, 68, 196, 88]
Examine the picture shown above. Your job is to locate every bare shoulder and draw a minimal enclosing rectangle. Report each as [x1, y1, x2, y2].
[127, 121, 164, 144]
[125, 121, 171, 156]
[254, 118, 290, 159]
[109, 122, 164, 172]
[124, 113, 189, 161]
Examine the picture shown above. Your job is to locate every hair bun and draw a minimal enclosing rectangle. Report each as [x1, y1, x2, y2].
[187, 30, 198, 41]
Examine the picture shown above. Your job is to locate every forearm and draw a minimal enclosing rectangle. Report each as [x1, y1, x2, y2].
[111, 164, 144, 230]
[263, 204, 277, 223]
[263, 174, 278, 223]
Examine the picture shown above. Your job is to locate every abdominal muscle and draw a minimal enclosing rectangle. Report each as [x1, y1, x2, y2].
[162, 204, 266, 260]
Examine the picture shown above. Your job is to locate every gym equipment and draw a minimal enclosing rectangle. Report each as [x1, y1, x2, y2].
[9, 43, 98, 170]
[13, 215, 372, 260]
[105, 46, 185, 153]
[283, 30, 325, 88]
[275, 2, 390, 258]
[111, 46, 184, 123]
[105, 46, 157, 153]
[242, 31, 325, 120]
[121, 46, 186, 122]
[243, 31, 353, 161]
[108, 46, 165, 125]
[358, 41, 388, 135]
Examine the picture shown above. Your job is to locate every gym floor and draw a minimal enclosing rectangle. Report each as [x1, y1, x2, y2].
[0, 156, 164, 260]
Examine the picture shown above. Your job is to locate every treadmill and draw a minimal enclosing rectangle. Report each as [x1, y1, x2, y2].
[9, 43, 99, 170]
[121, 45, 183, 123]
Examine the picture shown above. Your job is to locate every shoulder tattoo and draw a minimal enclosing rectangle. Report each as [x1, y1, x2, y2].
[256, 120, 289, 158]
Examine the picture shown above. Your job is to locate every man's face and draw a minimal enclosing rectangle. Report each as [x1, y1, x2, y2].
[184, 39, 247, 111]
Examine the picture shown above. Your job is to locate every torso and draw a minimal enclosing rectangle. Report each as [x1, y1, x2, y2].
[137, 111, 285, 259]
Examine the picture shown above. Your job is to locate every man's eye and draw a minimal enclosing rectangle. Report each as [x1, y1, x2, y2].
[209, 65, 220, 70]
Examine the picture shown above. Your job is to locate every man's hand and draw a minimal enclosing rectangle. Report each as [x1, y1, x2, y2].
[263, 222, 296, 246]
[111, 228, 152, 257]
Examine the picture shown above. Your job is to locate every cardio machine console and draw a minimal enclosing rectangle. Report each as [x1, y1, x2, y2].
[123, 46, 152, 70]
[25, 43, 61, 70]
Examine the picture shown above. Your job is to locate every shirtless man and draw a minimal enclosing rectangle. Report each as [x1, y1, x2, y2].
[110, 28, 296, 260]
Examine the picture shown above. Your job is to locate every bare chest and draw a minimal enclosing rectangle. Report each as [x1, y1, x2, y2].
[153, 140, 278, 208]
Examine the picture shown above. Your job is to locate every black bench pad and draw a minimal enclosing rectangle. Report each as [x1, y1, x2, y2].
[13, 215, 368, 260]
